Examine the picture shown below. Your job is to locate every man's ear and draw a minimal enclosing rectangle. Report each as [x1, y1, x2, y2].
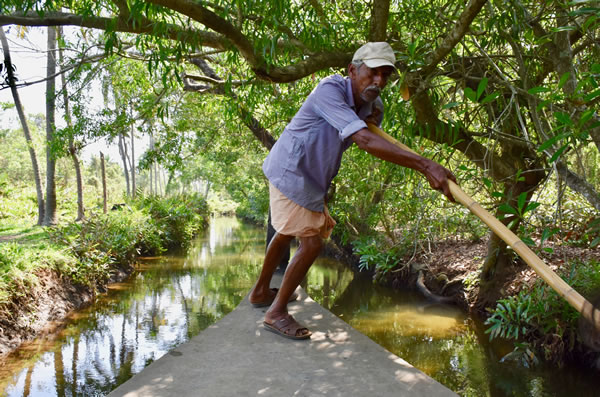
[347, 63, 355, 78]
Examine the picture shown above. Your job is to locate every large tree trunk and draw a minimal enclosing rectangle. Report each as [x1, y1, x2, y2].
[0, 29, 45, 224]
[58, 27, 84, 221]
[43, 26, 57, 226]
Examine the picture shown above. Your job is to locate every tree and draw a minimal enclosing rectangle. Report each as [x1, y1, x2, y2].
[43, 25, 58, 226]
[58, 26, 85, 221]
[1, 0, 599, 303]
[0, 27, 45, 225]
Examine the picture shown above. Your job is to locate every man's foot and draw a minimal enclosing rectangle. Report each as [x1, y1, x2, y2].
[263, 313, 311, 340]
[249, 287, 298, 308]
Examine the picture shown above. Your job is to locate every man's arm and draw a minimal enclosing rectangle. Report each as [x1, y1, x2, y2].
[351, 128, 456, 202]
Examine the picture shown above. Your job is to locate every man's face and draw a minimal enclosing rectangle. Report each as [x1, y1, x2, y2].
[349, 63, 395, 106]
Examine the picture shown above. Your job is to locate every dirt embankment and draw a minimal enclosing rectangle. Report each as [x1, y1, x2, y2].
[385, 238, 600, 310]
[0, 265, 133, 358]
[1, 236, 598, 360]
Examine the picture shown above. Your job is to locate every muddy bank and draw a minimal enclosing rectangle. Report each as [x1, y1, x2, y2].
[379, 238, 600, 310]
[0, 265, 133, 357]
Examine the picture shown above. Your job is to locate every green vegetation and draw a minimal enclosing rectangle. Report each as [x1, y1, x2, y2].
[0, 191, 209, 311]
[0, 0, 599, 365]
[485, 259, 600, 364]
[0, 240, 74, 306]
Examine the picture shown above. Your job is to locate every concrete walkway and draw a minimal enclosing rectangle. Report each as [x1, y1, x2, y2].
[109, 276, 457, 397]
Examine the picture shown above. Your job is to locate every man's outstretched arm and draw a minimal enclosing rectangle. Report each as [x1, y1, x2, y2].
[351, 128, 456, 202]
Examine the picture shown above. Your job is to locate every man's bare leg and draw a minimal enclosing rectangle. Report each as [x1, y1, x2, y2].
[264, 235, 322, 330]
[249, 232, 294, 304]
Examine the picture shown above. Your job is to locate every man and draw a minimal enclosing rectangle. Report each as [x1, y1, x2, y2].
[249, 42, 456, 340]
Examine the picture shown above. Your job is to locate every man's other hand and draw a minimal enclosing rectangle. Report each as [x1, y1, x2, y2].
[423, 160, 457, 202]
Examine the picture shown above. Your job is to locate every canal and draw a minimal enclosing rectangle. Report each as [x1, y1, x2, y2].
[0, 217, 598, 396]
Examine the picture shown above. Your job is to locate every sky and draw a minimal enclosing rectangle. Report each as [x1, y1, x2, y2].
[0, 26, 147, 165]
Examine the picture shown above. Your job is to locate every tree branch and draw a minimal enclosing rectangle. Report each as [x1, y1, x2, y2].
[0, 11, 229, 50]
[420, 0, 488, 76]
[369, 0, 390, 42]
[184, 58, 276, 150]
[556, 161, 600, 212]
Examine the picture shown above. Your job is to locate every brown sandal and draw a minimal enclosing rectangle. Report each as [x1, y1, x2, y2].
[263, 314, 311, 340]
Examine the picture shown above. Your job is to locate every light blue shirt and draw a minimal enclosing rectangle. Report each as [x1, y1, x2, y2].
[263, 74, 383, 212]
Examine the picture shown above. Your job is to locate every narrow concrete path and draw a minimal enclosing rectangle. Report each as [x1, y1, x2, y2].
[109, 276, 457, 397]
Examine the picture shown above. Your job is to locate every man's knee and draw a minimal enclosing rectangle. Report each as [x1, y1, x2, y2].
[272, 232, 293, 246]
[300, 235, 323, 253]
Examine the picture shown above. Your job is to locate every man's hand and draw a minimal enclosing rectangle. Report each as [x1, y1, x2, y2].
[352, 127, 457, 202]
[422, 160, 457, 202]
[364, 104, 382, 126]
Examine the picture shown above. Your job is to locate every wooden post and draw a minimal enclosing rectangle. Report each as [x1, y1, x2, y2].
[100, 152, 107, 214]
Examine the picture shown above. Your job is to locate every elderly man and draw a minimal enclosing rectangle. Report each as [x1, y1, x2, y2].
[249, 42, 456, 339]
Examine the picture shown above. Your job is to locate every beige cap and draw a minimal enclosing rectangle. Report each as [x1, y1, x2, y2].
[352, 42, 396, 70]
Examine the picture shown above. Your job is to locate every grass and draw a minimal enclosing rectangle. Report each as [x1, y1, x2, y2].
[0, 223, 50, 243]
[0, 239, 75, 306]
[0, 192, 210, 311]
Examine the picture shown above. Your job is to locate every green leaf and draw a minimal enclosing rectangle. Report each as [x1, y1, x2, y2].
[481, 92, 500, 105]
[591, 237, 600, 248]
[579, 109, 594, 126]
[549, 144, 569, 163]
[584, 89, 600, 102]
[568, 7, 600, 16]
[524, 202, 540, 213]
[507, 219, 519, 229]
[517, 192, 527, 212]
[554, 111, 573, 126]
[583, 15, 598, 30]
[522, 236, 536, 246]
[551, 26, 577, 33]
[443, 102, 461, 109]
[499, 204, 518, 215]
[477, 77, 488, 100]
[464, 87, 476, 102]
[536, 99, 551, 111]
[538, 133, 567, 152]
[558, 72, 571, 89]
[527, 86, 550, 94]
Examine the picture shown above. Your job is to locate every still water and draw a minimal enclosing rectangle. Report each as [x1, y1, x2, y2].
[1, 217, 599, 396]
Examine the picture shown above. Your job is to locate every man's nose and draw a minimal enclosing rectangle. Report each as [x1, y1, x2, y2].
[373, 74, 385, 87]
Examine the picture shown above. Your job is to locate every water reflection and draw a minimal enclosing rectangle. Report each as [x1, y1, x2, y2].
[2, 217, 599, 397]
[305, 258, 600, 397]
[0, 217, 263, 397]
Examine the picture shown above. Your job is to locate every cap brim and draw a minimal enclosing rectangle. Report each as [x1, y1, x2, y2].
[363, 59, 397, 70]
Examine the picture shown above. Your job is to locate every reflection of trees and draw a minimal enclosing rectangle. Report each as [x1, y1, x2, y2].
[54, 347, 66, 397]
[22, 365, 32, 397]
[2, 219, 284, 395]
[70, 335, 79, 397]
[303, 258, 355, 309]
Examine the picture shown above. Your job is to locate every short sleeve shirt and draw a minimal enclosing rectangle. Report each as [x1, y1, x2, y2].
[262, 74, 383, 212]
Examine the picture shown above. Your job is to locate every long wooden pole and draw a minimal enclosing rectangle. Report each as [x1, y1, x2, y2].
[367, 123, 600, 330]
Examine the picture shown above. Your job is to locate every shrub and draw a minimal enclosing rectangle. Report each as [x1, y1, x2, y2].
[484, 259, 600, 363]
[133, 193, 209, 248]
[50, 208, 164, 286]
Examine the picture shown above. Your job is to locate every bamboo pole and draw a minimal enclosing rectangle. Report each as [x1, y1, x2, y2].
[367, 123, 600, 330]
